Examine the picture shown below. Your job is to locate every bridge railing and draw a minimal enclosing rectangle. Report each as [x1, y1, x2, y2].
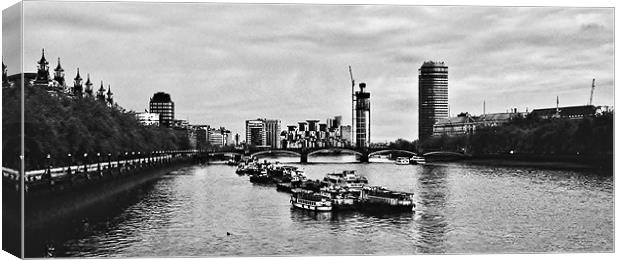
[1, 149, 206, 182]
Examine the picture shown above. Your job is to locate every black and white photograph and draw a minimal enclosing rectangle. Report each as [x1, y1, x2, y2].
[0, 0, 615, 258]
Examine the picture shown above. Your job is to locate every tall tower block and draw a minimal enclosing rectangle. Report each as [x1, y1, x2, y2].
[355, 82, 371, 148]
[418, 61, 448, 142]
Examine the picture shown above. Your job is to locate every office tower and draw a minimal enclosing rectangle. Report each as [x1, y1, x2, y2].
[418, 61, 448, 141]
[149, 92, 175, 127]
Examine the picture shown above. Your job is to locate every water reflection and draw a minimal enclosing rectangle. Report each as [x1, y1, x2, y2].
[413, 166, 450, 254]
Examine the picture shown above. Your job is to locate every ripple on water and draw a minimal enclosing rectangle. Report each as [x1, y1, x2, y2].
[61, 160, 613, 256]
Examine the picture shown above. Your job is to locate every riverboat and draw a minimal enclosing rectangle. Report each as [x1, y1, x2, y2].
[395, 157, 410, 165]
[321, 170, 368, 190]
[359, 186, 415, 212]
[290, 189, 332, 211]
[410, 156, 426, 165]
[319, 187, 359, 211]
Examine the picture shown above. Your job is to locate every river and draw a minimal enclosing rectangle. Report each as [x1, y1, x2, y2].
[59, 155, 613, 256]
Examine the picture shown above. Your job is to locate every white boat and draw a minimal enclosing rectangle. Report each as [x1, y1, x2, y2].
[290, 189, 332, 211]
[321, 170, 368, 190]
[410, 156, 426, 165]
[395, 157, 410, 165]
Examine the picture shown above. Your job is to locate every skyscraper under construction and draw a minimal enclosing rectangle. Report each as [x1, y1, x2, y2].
[418, 61, 448, 142]
[355, 82, 370, 148]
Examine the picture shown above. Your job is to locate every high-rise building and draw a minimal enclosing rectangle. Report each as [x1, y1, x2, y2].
[354, 83, 370, 148]
[264, 119, 281, 149]
[246, 119, 266, 147]
[418, 61, 448, 142]
[149, 92, 175, 127]
[307, 120, 319, 132]
[340, 125, 352, 145]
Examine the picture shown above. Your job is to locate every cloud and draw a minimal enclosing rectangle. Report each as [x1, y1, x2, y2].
[4, 2, 613, 142]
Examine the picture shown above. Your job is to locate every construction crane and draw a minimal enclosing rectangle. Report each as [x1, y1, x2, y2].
[589, 78, 595, 106]
[349, 65, 356, 146]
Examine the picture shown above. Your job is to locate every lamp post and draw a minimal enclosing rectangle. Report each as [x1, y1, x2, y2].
[96, 153, 101, 175]
[83, 153, 88, 173]
[45, 154, 52, 180]
[67, 153, 72, 175]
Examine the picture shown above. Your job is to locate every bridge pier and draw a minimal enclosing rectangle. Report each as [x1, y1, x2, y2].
[359, 152, 369, 163]
[300, 153, 308, 164]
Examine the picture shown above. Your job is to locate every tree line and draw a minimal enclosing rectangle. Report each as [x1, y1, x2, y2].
[2, 85, 190, 170]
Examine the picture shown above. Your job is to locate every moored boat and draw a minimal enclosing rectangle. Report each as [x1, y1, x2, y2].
[359, 186, 415, 212]
[395, 157, 410, 165]
[290, 189, 332, 211]
[410, 156, 426, 165]
[320, 170, 368, 190]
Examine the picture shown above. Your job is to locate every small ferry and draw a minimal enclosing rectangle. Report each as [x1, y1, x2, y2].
[360, 186, 415, 212]
[321, 170, 368, 190]
[319, 187, 359, 211]
[395, 157, 410, 165]
[410, 156, 426, 165]
[290, 189, 332, 211]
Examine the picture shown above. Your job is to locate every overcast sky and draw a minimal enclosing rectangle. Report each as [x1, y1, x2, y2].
[2, 1, 614, 142]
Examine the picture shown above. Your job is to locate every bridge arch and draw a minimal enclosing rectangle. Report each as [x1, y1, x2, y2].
[422, 151, 470, 157]
[251, 150, 302, 158]
[368, 149, 418, 157]
[205, 152, 244, 157]
[306, 148, 363, 157]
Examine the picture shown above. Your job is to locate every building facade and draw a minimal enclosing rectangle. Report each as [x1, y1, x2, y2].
[246, 119, 267, 147]
[354, 82, 370, 148]
[419, 61, 448, 142]
[136, 112, 160, 126]
[264, 119, 281, 149]
[149, 92, 174, 127]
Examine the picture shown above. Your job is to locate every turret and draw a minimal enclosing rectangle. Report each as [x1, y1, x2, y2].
[84, 73, 93, 97]
[34, 48, 50, 86]
[73, 68, 83, 95]
[97, 80, 106, 102]
[53, 57, 66, 88]
[106, 85, 114, 106]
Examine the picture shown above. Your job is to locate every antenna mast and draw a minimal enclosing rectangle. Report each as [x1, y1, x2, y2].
[589, 78, 596, 106]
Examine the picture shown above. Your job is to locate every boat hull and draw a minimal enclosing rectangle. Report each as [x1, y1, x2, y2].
[291, 202, 332, 212]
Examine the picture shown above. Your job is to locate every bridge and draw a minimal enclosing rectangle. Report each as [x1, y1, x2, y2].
[204, 147, 422, 163]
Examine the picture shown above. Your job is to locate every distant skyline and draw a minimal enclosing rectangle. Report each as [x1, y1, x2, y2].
[2, 1, 614, 142]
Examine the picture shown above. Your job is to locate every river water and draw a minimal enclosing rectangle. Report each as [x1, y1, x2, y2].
[60, 155, 613, 257]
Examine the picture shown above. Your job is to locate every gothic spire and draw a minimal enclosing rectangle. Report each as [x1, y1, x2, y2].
[38, 48, 48, 66]
[74, 68, 82, 81]
[54, 57, 63, 72]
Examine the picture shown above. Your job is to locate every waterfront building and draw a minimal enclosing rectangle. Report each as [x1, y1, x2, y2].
[149, 92, 175, 127]
[172, 119, 190, 129]
[264, 119, 281, 149]
[194, 126, 208, 148]
[307, 120, 319, 132]
[340, 125, 352, 146]
[432, 113, 476, 136]
[208, 131, 225, 147]
[419, 61, 448, 142]
[136, 112, 160, 126]
[246, 119, 267, 147]
[354, 82, 371, 148]
[530, 105, 600, 120]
